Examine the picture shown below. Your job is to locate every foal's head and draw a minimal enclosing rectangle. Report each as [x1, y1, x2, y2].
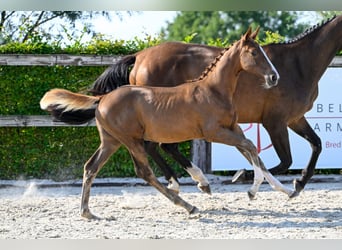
[238, 27, 279, 89]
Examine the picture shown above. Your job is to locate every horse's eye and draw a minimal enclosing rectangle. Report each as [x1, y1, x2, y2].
[251, 50, 257, 56]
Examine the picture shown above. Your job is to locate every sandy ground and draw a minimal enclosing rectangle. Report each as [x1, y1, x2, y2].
[0, 175, 341, 239]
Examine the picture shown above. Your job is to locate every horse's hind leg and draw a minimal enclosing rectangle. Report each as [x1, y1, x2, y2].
[81, 131, 121, 219]
[144, 141, 180, 193]
[160, 143, 211, 195]
[129, 141, 198, 214]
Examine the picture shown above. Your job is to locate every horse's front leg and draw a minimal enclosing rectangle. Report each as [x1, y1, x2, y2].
[207, 125, 295, 198]
[289, 117, 322, 194]
[238, 139, 296, 198]
[160, 143, 211, 194]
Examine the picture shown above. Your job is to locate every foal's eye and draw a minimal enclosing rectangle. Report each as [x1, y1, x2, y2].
[251, 50, 257, 56]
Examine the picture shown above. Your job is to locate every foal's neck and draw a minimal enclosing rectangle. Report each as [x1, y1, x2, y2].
[200, 44, 242, 97]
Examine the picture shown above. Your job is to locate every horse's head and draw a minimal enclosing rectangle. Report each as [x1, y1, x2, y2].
[239, 27, 279, 89]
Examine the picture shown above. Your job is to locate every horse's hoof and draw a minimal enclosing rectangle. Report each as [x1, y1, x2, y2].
[168, 186, 180, 195]
[289, 190, 300, 199]
[232, 169, 247, 183]
[293, 179, 304, 193]
[198, 184, 211, 195]
[81, 210, 101, 220]
[189, 206, 200, 214]
[247, 190, 256, 200]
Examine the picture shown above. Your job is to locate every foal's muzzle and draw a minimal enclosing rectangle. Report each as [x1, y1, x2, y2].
[264, 72, 279, 88]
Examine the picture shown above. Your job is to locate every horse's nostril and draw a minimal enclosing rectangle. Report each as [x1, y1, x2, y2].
[271, 74, 277, 82]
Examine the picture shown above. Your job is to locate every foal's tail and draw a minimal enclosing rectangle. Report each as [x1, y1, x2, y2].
[40, 88, 102, 124]
[89, 54, 136, 95]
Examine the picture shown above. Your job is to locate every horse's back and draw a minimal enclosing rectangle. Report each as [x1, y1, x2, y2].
[131, 42, 222, 86]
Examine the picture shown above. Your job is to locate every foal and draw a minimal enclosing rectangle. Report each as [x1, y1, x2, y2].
[41, 28, 295, 219]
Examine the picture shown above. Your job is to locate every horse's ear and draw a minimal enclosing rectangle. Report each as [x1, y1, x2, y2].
[250, 26, 260, 40]
[242, 26, 252, 41]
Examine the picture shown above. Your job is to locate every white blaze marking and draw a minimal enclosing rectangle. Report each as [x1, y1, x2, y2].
[259, 45, 280, 83]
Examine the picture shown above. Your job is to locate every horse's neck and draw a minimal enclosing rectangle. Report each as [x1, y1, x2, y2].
[291, 16, 342, 81]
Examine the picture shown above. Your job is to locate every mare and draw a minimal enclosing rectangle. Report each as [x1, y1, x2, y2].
[90, 15, 342, 195]
[40, 28, 294, 219]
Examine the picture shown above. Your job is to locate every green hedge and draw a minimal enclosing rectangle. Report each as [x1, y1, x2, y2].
[0, 37, 190, 180]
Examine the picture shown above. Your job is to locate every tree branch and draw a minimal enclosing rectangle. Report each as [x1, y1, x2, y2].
[21, 12, 69, 42]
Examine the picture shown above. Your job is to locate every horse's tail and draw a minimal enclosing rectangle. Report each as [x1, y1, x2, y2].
[89, 54, 136, 95]
[40, 88, 102, 125]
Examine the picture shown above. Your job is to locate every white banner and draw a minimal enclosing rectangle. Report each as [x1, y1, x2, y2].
[212, 67, 342, 170]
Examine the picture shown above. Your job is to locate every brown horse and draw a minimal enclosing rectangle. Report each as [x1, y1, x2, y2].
[41, 28, 294, 219]
[90, 15, 342, 195]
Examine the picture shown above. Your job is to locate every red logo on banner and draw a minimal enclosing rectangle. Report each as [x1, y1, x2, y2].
[243, 123, 273, 154]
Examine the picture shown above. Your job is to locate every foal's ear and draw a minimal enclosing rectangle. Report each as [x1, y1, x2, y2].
[250, 26, 260, 40]
[242, 26, 252, 41]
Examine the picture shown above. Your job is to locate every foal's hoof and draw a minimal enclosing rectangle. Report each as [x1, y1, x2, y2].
[293, 179, 304, 193]
[198, 184, 211, 195]
[247, 190, 256, 200]
[167, 186, 180, 195]
[232, 169, 247, 183]
[189, 206, 200, 214]
[289, 190, 300, 199]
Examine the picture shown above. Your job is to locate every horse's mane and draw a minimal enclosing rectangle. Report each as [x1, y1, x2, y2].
[279, 15, 336, 45]
[187, 46, 230, 83]
[187, 16, 337, 82]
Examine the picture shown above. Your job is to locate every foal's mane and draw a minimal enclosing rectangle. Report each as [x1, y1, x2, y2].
[187, 46, 230, 83]
[280, 15, 336, 45]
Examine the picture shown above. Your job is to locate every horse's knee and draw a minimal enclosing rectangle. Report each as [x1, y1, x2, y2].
[134, 164, 154, 181]
[269, 157, 292, 175]
[242, 139, 257, 152]
[313, 137, 322, 154]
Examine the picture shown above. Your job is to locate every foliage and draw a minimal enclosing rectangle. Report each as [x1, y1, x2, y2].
[162, 11, 310, 44]
[316, 11, 342, 19]
[258, 30, 285, 45]
[0, 33, 163, 55]
[0, 11, 112, 44]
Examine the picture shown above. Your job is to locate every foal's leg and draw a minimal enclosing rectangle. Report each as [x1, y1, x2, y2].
[144, 141, 180, 193]
[232, 122, 292, 183]
[234, 125, 296, 198]
[225, 125, 265, 195]
[160, 143, 211, 194]
[128, 140, 198, 214]
[81, 129, 121, 219]
[239, 140, 296, 198]
[230, 125, 255, 183]
[207, 126, 295, 198]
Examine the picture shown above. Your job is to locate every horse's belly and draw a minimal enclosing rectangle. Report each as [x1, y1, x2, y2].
[143, 121, 200, 143]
